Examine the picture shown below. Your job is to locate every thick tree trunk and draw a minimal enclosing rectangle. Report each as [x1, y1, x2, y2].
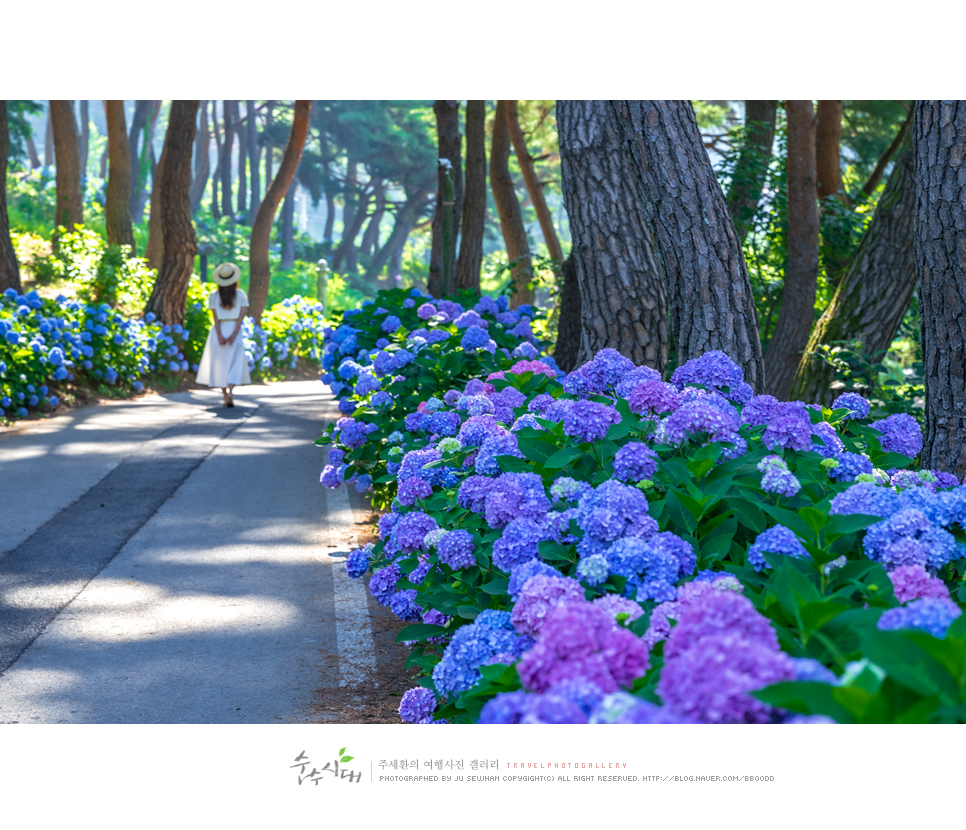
[612, 100, 764, 389]
[145, 142, 167, 272]
[79, 100, 89, 188]
[792, 134, 916, 404]
[816, 100, 843, 198]
[553, 254, 581, 372]
[0, 102, 23, 294]
[456, 99, 486, 293]
[210, 100, 222, 219]
[221, 100, 235, 218]
[104, 100, 135, 252]
[764, 101, 820, 399]
[280, 160, 300, 270]
[247, 100, 261, 226]
[429, 100, 464, 298]
[144, 101, 199, 327]
[557, 100, 670, 371]
[249, 100, 312, 323]
[189, 100, 210, 213]
[237, 101, 248, 220]
[364, 181, 434, 281]
[491, 100, 533, 308]
[508, 100, 564, 264]
[726, 100, 778, 243]
[859, 106, 913, 199]
[49, 100, 83, 246]
[915, 101, 966, 477]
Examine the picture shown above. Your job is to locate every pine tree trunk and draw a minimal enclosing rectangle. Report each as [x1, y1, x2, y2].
[247, 100, 261, 226]
[726, 100, 778, 243]
[816, 100, 843, 198]
[915, 101, 966, 477]
[249, 100, 312, 323]
[221, 100, 235, 218]
[280, 160, 300, 270]
[324, 188, 336, 242]
[237, 101, 248, 220]
[144, 101, 199, 327]
[764, 100, 820, 399]
[26, 134, 41, 169]
[104, 100, 136, 252]
[557, 100, 670, 372]
[341, 155, 358, 260]
[79, 100, 89, 189]
[553, 254, 581, 372]
[345, 188, 371, 276]
[49, 100, 83, 246]
[0, 102, 23, 294]
[132, 101, 160, 224]
[429, 100, 464, 298]
[860, 107, 913, 198]
[612, 100, 764, 389]
[491, 100, 533, 308]
[456, 99, 486, 292]
[360, 180, 385, 257]
[364, 181, 434, 281]
[189, 100, 210, 213]
[128, 101, 149, 217]
[44, 111, 54, 168]
[145, 142, 167, 272]
[210, 100, 222, 219]
[507, 100, 564, 264]
[791, 134, 915, 404]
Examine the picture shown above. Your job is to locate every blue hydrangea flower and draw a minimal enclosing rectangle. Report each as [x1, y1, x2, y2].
[399, 687, 437, 723]
[869, 413, 923, 458]
[863, 508, 959, 571]
[438, 529, 476, 569]
[832, 392, 870, 419]
[345, 544, 373, 578]
[877, 597, 962, 638]
[612, 442, 658, 483]
[828, 451, 873, 482]
[747, 525, 809, 572]
[432, 615, 533, 699]
[757, 455, 802, 497]
[507, 559, 565, 601]
[563, 400, 622, 443]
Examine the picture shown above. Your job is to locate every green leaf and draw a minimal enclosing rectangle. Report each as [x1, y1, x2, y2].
[339, 747, 346, 756]
[860, 629, 964, 705]
[395, 623, 449, 643]
[759, 502, 814, 540]
[341, 756, 354, 763]
[823, 513, 882, 539]
[481, 578, 510, 595]
[752, 681, 855, 723]
[543, 446, 584, 469]
[457, 605, 480, 620]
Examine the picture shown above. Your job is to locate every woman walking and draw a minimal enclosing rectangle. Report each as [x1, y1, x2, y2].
[195, 262, 251, 407]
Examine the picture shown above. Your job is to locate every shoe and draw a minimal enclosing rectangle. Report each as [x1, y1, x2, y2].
[227, 400, 235, 408]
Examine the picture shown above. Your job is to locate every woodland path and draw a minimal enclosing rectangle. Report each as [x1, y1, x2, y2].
[0, 381, 403, 723]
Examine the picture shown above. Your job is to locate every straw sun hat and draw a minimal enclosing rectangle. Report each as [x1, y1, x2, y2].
[213, 262, 241, 286]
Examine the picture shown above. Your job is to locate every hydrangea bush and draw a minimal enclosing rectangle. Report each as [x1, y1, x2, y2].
[331, 336, 966, 724]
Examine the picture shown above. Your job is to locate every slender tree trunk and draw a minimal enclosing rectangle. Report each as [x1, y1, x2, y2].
[553, 254, 581, 372]
[915, 101, 966, 476]
[264, 101, 274, 186]
[0, 102, 23, 294]
[507, 100, 563, 264]
[456, 99, 486, 292]
[104, 100, 135, 252]
[859, 106, 914, 198]
[49, 100, 83, 247]
[128, 101, 149, 215]
[247, 99, 261, 226]
[344, 187, 372, 275]
[221, 100, 235, 217]
[44, 111, 54, 168]
[792, 134, 916, 404]
[280, 159, 300, 270]
[26, 134, 41, 169]
[360, 180, 385, 257]
[249, 100, 312, 323]
[491, 100, 533, 308]
[364, 181, 434, 281]
[145, 101, 199, 326]
[726, 100, 778, 243]
[145, 143, 167, 272]
[210, 100, 222, 219]
[612, 100, 765, 389]
[237, 101, 248, 220]
[132, 101, 160, 223]
[324, 187, 336, 242]
[341, 155, 358, 258]
[557, 99, 670, 372]
[816, 100, 843, 198]
[189, 100, 210, 213]
[764, 100, 819, 399]
[388, 242, 404, 281]
[429, 100, 464, 298]
[79, 100, 89, 189]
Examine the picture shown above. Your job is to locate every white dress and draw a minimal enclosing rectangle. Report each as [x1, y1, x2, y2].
[195, 288, 252, 388]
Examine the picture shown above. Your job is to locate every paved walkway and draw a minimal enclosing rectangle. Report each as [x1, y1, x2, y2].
[0, 382, 387, 723]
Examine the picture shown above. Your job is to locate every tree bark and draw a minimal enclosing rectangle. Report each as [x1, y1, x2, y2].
[491, 100, 533, 308]
[859, 107, 913, 199]
[364, 180, 434, 281]
[915, 101, 966, 477]
[79, 100, 89, 188]
[507, 100, 564, 264]
[816, 100, 843, 198]
[248, 100, 312, 323]
[247, 99, 261, 226]
[145, 141, 167, 272]
[553, 254, 581, 372]
[26, 134, 41, 169]
[221, 100, 236, 217]
[128, 101, 149, 215]
[144, 101, 199, 326]
[324, 187, 336, 242]
[131, 101, 160, 223]
[456, 99, 486, 293]
[237, 101, 248, 220]
[726, 100, 778, 243]
[557, 99, 670, 372]
[210, 100, 222, 219]
[280, 159, 300, 270]
[334, 186, 371, 274]
[189, 100, 210, 213]
[44, 111, 54, 168]
[0, 102, 23, 294]
[764, 100, 820, 399]
[104, 100, 136, 252]
[49, 100, 83, 246]
[792, 133, 916, 404]
[429, 100, 464, 298]
[264, 101, 274, 185]
[612, 100, 764, 389]
[339, 155, 358, 268]
[360, 180, 385, 257]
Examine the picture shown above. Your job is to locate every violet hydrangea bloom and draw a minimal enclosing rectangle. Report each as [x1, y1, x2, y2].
[574, 480, 658, 556]
[416, 302, 437, 320]
[479, 690, 588, 724]
[829, 481, 901, 519]
[746, 525, 810, 572]
[389, 511, 439, 554]
[869, 412, 923, 458]
[432, 614, 533, 699]
[671, 350, 752, 404]
[437, 529, 476, 569]
[399, 687, 437, 723]
[397, 476, 433, 506]
[484, 472, 551, 529]
[389, 589, 423, 621]
[614, 365, 663, 398]
[827, 451, 873, 483]
[492, 516, 551, 570]
[664, 399, 738, 445]
[475, 431, 524, 475]
[457, 475, 495, 513]
[832, 392, 870, 419]
[369, 564, 402, 605]
[517, 602, 650, 694]
[550, 476, 592, 503]
[762, 404, 813, 452]
[613, 442, 659, 483]
[664, 590, 780, 658]
[381, 315, 402, 333]
[741, 394, 780, 427]
[345, 544, 373, 579]
[626, 379, 681, 417]
[757, 455, 802, 497]
[863, 508, 958, 571]
[811, 421, 845, 458]
[592, 594, 645, 624]
[398, 447, 442, 484]
[508, 559, 565, 601]
[562, 400, 622, 443]
[458, 414, 503, 448]
[887, 564, 951, 603]
[511, 575, 587, 636]
[877, 597, 962, 638]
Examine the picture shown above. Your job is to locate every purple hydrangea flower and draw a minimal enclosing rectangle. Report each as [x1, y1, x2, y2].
[829, 481, 901, 519]
[863, 508, 959, 571]
[511, 575, 586, 636]
[398, 447, 442, 484]
[458, 415, 503, 448]
[369, 564, 401, 605]
[381, 315, 402, 333]
[562, 400, 622, 443]
[417, 302, 437, 320]
[389, 511, 439, 554]
[457, 475, 494, 513]
[664, 400, 738, 445]
[484, 472, 551, 529]
[479, 691, 588, 724]
[320, 464, 344, 488]
[432, 614, 533, 698]
[527, 394, 555, 415]
[574, 480, 657, 555]
[399, 687, 437, 723]
[811, 421, 845, 458]
[832, 392, 870, 419]
[869, 413, 923, 458]
[508, 559, 565, 601]
[757, 455, 802, 497]
[626, 380, 681, 417]
[437, 529, 476, 569]
[612, 442, 659, 483]
[664, 590, 780, 658]
[517, 602, 650, 694]
[671, 350, 751, 403]
[389, 589, 423, 621]
[474, 431, 524, 476]
[828, 451, 873, 482]
[492, 516, 551, 570]
[397, 476, 433, 506]
[747, 525, 810, 572]
[877, 597, 962, 638]
[887, 564, 951, 603]
[591, 594, 646, 623]
[345, 544, 373, 578]
[453, 310, 487, 329]
[614, 365, 663, 398]
[549, 477, 592, 503]
[762, 404, 813, 452]
[741, 394, 780, 427]
[428, 410, 461, 437]
[336, 417, 369, 449]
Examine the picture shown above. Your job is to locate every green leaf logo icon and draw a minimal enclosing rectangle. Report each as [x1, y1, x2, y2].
[339, 747, 354, 764]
